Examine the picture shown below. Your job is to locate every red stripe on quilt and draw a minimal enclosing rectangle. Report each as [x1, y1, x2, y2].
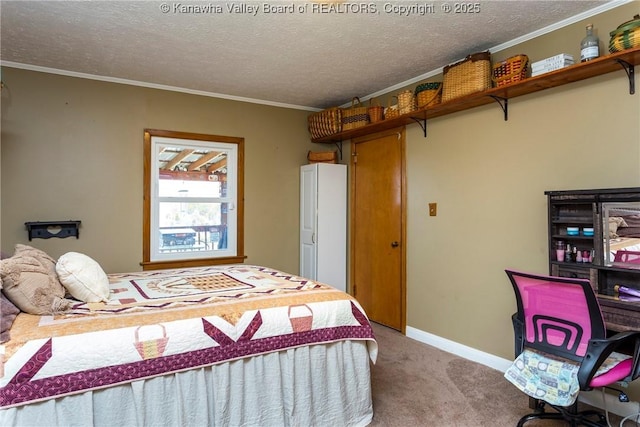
[202, 311, 263, 345]
[10, 339, 52, 385]
[0, 322, 373, 408]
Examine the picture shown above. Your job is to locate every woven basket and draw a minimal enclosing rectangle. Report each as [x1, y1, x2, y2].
[442, 51, 492, 103]
[384, 96, 399, 120]
[492, 54, 529, 87]
[342, 97, 369, 130]
[307, 150, 338, 164]
[397, 90, 416, 115]
[415, 82, 442, 108]
[308, 107, 342, 139]
[609, 14, 640, 52]
[368, 98, 385, 123]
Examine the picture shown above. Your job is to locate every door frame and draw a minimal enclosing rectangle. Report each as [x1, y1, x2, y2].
[349, 127, 407, 333]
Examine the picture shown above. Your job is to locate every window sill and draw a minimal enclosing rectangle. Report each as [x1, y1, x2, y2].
[140, 255, 247, 271]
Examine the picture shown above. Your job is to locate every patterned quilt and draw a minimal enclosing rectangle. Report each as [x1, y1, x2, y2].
[0, 265, 377, 409]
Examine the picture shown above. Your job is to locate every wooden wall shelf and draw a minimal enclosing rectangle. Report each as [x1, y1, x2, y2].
[25, 220, 81, 240]
[311, 47, 640, 144]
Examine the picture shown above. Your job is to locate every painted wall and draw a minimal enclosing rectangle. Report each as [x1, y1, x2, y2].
[401, 1, 640, 399]
[405, 0, 640, 362]
[0, 70, 316, 274]
[1, 0, 640, 399]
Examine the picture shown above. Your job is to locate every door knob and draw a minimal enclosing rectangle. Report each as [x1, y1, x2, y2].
[391, 241, 399, 247]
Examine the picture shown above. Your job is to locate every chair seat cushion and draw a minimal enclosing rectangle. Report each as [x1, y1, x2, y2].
[590, 357, 633, 387]
[504, 348, 631, 406]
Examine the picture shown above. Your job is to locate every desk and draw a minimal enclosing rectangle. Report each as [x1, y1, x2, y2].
[598, 296, 640, 332]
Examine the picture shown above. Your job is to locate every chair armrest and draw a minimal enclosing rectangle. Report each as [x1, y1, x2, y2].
[577, 331, 640, 390]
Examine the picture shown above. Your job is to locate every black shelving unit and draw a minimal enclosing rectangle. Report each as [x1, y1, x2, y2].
[545, 188, 640, 332]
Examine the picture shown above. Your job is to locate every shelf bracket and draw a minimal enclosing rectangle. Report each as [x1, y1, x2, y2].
[410, 117, 428, 138]
[489, 96, 509, 121]
[615, 59, 635, 95]
[333, 141, 343, 160]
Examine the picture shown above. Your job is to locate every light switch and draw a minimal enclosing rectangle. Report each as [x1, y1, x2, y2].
[429, 203, 437, 216]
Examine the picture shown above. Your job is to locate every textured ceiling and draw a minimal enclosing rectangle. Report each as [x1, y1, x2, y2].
[0, 0, 615, 110]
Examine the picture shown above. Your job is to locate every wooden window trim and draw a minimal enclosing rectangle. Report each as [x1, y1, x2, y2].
[142, 129, 245, 270]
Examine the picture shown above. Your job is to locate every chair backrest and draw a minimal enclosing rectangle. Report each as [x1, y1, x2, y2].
[505, 269, 606, 362]
[614, 250, 640, 264]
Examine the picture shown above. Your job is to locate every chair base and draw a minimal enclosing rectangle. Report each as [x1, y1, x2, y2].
[517, 399, 608, 427]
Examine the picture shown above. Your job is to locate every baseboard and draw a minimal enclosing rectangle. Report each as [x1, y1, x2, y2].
[579, 389, 640, 421]
[405, 325, 513, 372]
[405, 325, 640, 419]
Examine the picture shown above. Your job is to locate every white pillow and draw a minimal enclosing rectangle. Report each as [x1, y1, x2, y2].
[56, 252, 109, 303]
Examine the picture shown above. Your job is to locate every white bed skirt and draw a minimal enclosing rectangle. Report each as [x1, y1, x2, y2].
[1, 340, 373, 427]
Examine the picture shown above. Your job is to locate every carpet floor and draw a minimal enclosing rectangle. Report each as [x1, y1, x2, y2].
[367, 322, 634, 426]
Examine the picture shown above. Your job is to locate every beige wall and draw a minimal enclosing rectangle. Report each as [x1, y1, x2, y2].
[405, 0, 640, 359]
[2, 0, 640, 398]
[402, 1, 640, 399]
[0, 70, 316, 274]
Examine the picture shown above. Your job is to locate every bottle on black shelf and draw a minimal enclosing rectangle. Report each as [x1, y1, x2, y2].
[580, 24, 600, 62]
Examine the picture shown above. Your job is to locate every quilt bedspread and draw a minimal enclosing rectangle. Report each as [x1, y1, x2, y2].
[0, 265, 377, 409]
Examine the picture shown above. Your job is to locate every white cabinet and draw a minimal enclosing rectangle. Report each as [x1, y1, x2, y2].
[300, 163, 347, 292]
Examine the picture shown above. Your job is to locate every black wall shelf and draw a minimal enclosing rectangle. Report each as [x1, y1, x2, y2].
[25, 220, 82, 240]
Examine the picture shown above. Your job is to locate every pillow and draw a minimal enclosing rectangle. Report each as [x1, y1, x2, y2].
[620, 215, 640, 228]
[56, 252, 109, 303]
[14, 243, 57, 272]
[0, 292, 21, 343]
[0, 244, 72, 315]
[609, 217, 629, 238]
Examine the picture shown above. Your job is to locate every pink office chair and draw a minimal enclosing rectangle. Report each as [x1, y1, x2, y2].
[505, 270, 640, 426]
[613, 250, 640, 264]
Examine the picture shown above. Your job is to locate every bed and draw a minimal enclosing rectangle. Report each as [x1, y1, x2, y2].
[0, 246, 377, 426]
[608, 214, 640, 264]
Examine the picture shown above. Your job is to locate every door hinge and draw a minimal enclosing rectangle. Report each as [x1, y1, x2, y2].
[352, 152, 357, 163]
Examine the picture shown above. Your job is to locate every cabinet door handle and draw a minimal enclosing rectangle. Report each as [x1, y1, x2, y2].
[391, 241, 399, 248]
[312, 233, 315, 244]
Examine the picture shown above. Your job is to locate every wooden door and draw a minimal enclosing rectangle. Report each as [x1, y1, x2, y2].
[351, 128, 406, 332]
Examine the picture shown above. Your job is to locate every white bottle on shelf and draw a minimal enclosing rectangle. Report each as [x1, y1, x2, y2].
[580, 24, 600, 62]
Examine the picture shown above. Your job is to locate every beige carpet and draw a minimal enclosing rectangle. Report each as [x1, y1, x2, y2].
[368, 322, 630, 426]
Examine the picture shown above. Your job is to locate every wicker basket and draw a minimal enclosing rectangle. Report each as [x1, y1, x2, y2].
[307, 150, 338, 164]
[342, 97, 369, 130]
[397, 90, 416, 115]
[442, 51, 492, 103]
[368, 98, 385, 123]
[308, 107, 342, 139]
[609, 14, 640, 53]
[415, 82, 442, 108]
[384, 96, 399, 120]
[492, 54, 529, 87]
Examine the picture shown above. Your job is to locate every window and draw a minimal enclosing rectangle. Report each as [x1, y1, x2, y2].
[142, 129, 245, 270]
